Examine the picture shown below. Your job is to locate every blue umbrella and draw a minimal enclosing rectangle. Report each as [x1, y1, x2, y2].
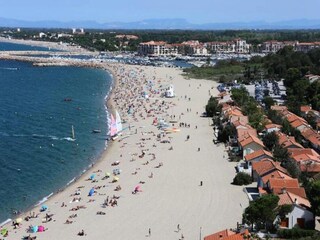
[88, 188, 95, 196]
[40, 205, 48, 211]
[31, 225, 38, 233]
[90, 174, 95, 180]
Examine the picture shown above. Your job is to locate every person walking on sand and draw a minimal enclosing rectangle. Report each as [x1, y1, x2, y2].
[177, 224, 181, 232]
[148, 228, 151, 236]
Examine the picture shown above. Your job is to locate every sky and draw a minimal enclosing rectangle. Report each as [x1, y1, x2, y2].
[0, 0, 319, 24]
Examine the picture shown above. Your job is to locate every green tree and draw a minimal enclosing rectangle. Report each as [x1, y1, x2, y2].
[281, 156, 301, 178]
[243, 194, 280, 230]
[285, 68, 301, 87]
[273, 144, 289, 162]
[217, 124, 236, 143]
[263, 132, 279, 151]
[307, 180, 320, 216]
[233, 172, 252, 185]
[205, 96, 221, 117]
[262, 96, 275, 110]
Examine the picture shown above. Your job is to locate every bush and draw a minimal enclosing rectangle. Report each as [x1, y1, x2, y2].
[277, 228, 317, 239]
[233, 172, 252, 185]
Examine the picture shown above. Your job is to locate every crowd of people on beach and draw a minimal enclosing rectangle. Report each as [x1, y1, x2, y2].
[1, 62, 201, 239]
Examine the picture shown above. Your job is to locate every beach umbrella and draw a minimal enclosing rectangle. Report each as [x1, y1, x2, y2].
[88, 188, 95, 196]
[134, 185, 141, 191]
[113, 176, 119, 182]
[31, 225, 38, 233]
[40, 205, 48, 211]
[105, 172, 111, 177]
[38, 225, 45, 232]
[90, 174, 95, 180]
[0, 228, 8, 236]
[15, 217, 23, 223]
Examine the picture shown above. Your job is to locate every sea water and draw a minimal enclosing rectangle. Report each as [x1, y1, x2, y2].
[0, 42, 112, 222]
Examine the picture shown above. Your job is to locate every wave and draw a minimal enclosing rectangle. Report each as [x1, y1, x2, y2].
[0, 67, 18, 71]
[0, 132, 75, 142]
[0, 218, 12, 227]
[34, 192, 53, 207]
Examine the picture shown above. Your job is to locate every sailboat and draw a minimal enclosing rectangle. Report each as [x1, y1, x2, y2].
[71, 125, 76, 140]
[115, 110, 123, 134]
[110, 114, 117, 137]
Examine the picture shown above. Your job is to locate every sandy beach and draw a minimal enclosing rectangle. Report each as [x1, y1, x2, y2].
[0, 44, 249, 239]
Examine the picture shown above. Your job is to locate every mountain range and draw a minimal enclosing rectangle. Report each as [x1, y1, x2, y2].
[1, 17, 320, 30]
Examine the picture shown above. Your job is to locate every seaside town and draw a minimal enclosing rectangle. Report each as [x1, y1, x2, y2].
[1, 9, 320, 240]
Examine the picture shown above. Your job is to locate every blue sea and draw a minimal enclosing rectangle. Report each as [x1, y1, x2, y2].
[0, 42, 112, 223]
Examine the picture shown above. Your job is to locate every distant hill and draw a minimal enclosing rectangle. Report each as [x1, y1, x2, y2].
[1, 17, 320, 30]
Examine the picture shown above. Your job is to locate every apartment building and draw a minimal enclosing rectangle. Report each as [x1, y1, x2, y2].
[137, 41, 178, 56]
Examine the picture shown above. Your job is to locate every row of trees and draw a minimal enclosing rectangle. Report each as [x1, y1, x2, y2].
[5, 28, 320, 53]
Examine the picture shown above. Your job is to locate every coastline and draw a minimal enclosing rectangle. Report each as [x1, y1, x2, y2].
[0, 56, 118, 227]
[1, 39, 249, 240]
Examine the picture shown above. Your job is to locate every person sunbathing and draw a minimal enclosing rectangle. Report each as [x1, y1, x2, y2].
[65, 219, 73, 224]
[77, 230, 85, 236]
[96, 211, 106, 215]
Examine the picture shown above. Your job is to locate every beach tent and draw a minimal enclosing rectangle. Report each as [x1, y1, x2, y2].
[38, 225, 45, 232]
[88, 188, 95, 197]
[40, 205, 48, 212]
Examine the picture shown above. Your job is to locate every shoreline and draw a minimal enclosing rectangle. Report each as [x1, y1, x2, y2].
[1, 38, 249, 240]
[0, 58, 119, 227]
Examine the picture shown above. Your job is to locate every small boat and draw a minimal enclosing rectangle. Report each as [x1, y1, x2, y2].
[71, 125, 76, 140]
[64, 98, 72, 102]
[92, 129, 101, 133]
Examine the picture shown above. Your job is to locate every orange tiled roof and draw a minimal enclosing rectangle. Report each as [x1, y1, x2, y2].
[290, 119, 308, 129]
[225, 107, 243, 118]
[278, 191, 311, 208]
[233, 121, 251, 129]
[204, 229, 236, 240]
[204, 229, 250, 240]
[271, 105, 288, 112]
[286, 114, 307, 124]
[288, 148, 320, 163]
[277, 132, 303, 149]
[261, 170, 292, 185]
[252, 158, 288, 176]
[239, 134, 265, 148]
[268, 178, 299, 189]
[301, 105, 312, 113]
[230, 115, 249, 125]
[237, 129, 258, 142]
[268, 178, 307, 198]
[245, 149, 273, 161]
[301, 128, 317, 139]
[308, 135, 320, 147]
[300, 162, 320, 173]
[265, 123, 281, 130]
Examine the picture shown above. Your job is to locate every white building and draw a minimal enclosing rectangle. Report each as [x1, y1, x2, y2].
[138, 41, 178, 56]
[206, 38, 251, 54]
[278, 191, 314, 229]
[39, 32, 47, 38]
